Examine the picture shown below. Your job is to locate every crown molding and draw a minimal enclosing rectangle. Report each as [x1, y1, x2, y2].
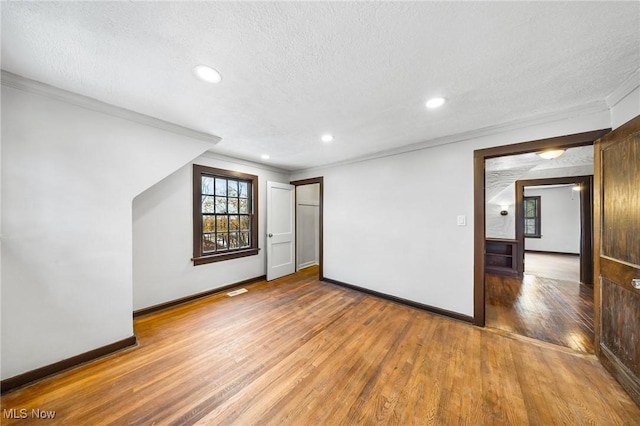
[292, 100, 609, 175]
[606, 68, 640, 108]
[1, 70, 221, 145]
[199, 151, 291, 175]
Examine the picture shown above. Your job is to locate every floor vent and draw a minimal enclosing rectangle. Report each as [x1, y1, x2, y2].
[227, 288, 248, 297]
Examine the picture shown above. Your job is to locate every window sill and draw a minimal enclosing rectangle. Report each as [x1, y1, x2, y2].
[193, 248, 259, 266]
[524, 235, 542, 239]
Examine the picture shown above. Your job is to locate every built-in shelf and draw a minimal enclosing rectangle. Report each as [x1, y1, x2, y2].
[485, 239, 519, 276]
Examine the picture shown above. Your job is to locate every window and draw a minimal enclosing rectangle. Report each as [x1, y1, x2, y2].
[193, 165, 258, 265]
[523, 196, 541, 238]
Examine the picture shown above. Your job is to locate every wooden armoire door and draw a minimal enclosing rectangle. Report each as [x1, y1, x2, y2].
[594, 115, 640, 405]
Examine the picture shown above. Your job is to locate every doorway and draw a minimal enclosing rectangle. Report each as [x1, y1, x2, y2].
[515, 176, 593, 285]
[486, 175, 595, 352]
[473, 129, 610, 345]
[291, 177, 324, 280]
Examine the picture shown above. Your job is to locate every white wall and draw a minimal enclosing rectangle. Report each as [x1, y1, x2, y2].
[296, 184, 320, 269]
[1, 85, 212, 379]
[291, 111, 611, 316]
[524, 186, 580, 254]
[610, 85, 640, 129]
[486, 182, 517, 240]
[132, 154, 289, 310]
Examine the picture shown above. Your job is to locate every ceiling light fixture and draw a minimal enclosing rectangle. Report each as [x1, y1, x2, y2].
[426, 97, 446, 109]
[261, 154, 270, 160]
[537, 149, 565, 160]
[194, 65, 222, 83]
[321, 134, 334, 143]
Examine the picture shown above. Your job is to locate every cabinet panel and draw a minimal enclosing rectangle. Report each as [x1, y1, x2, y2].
[486, 239, 518, 276]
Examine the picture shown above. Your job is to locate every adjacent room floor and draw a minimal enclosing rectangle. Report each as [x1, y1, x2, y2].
[486, 252, 594, 353]
[2, 266, 636, 424]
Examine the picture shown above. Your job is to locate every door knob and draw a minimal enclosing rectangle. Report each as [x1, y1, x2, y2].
[633, 279, 640, 289]
[268, 233, 273, 238]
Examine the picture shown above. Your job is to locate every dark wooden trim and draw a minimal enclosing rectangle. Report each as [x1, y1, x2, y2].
[290, 177, 324, 281]
[323, 277, 474, 324]
[473, 150, 486, 326]
[515, 175, 593, 284]
[1, 336, 137, 395]
[599, 344, 640, 407]
[478, 129, 611, 159]
[473, 128, 610, 327]
[593, 137, 603, 355]
[192, 248, 259, 265]
[133, 275, 266, 318]
[581, 176, 594, 285]
[192, 164, 259, 266]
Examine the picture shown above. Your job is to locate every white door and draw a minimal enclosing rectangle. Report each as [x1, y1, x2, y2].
[266, 181, 295, 281]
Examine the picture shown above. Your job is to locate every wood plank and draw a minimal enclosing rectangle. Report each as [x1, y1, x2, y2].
[485, 269, 595, 354]
[601, 128, 640, 266]
[1, 266, 639, 424]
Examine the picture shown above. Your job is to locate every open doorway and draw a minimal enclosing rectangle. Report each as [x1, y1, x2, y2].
[473, 129, 610, 352]
[521, 182, 583, 282]
[290, 177, 323, 280]
[515, 175, 593, 285]
[486, 174, 595, 352]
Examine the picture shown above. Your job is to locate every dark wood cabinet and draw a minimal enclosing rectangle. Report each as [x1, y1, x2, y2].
[485, 239, 518, 276]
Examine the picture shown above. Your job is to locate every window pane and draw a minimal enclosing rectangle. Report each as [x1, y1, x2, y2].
[229, 215, 239, 231]
[203, 234, 216, 252]
[229, 232, 239, 249]
[215, 178, 227, 196]
[524, 219, 535, 235]
[216, 233, 228, 251]
[240, 232, 250, 248]
[215, 197, 227, 213]
[194, 166, 258, 264]
[216, 216, 228, 232]
[202, 196, 215, 213]
[228, 198, 239, 214]
[228, 180, 239, 197]
[240, 215, 250, 231]
[239, 198, 248, 214]
[239, 182, 248, 198]
[202, 176, 214, 195]
[203, 216, 215, 233]
[524, 200, 533, 217]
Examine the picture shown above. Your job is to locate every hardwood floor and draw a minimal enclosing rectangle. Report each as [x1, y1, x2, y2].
[486, 273, 594, 354]
[524, 252, 580, 282]
[2, 266, 638, 424]
[486, 252, 594, 354]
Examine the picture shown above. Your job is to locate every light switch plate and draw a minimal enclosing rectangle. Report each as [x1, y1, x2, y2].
[457, 215, 467, 226]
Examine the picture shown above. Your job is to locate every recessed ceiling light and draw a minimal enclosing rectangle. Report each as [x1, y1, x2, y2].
[261, 154, 270, 160]
[194, 65, 222, 83]
[537, 149, 565, 160]
[426, 97, 446, 109]
[321, 134, 334, 143]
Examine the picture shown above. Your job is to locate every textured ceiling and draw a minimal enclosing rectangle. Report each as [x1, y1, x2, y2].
[486, 146, 593, 205]
[2, 2, 639, 171]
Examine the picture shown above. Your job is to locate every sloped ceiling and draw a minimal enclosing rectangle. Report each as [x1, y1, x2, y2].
[486, 146, 593, 205]
[2, 2, 639, 170]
